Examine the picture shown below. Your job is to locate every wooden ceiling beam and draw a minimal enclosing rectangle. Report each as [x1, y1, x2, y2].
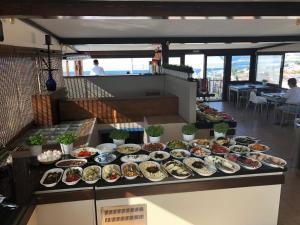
[2, 1, 300, 17]
[61, 36, 300, 44]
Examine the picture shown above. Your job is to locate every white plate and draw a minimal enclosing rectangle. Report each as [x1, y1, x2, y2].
[40, 168, 64, 188]
[120, 154, 150, 163]
[121, 162, 141, 180]
[229, 145, 250, 154]
[142, 143, 166, 152]
[225, 153, 262, 170]
[55, 159, 87, 168]
[117, 144, 141, 154]
[139, 161, 167, 182]
[62, 167, 82, 186]
[248, 143, 271, 153]
[70, 147, 98, 159]
[82, 165, 101, 184]
[149, 151, 170, 161]
[183, 157, 216, 176]
[189, 139, 211, 148]
[248, 153, 287, 169]
[96, 143, 117, 153]
[170, 149, 191, 159]
[232, 136, 258, 145]
[210, 138, 236, 147]
[166, 140, 189, 150]
[102, 164, 121, 183]
[163, 160, 191, 179]
[189, 146, 211, 158]
[204, 156, 240, 174]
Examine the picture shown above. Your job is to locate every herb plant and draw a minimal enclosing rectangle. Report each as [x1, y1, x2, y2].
[182, 124, 196, 135]
[109, 130, 129, 140]
[146, 125, 164, 137]
[56, 132, 77, 145]
[26, 133, 46, 146]
[213, 123, 229, 134]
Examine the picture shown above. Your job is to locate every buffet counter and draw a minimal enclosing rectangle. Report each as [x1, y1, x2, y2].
[27, 147, 286, 225]
[5, 133, 287, 225]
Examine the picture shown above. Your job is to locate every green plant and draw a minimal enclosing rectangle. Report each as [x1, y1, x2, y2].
[56, 132, 77, 145]
[26, 133, 46, 146]
[109, 130, 129, 140]
[182, 124, 196, 135]
[213, 123, 229, 134]
[146, 125, 164, 137]
[163, 64, 194, 74]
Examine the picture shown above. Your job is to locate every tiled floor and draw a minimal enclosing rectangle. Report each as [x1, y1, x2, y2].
[207, 102, 300, 225]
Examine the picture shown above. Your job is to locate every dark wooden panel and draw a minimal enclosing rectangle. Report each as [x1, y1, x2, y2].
[34, 174, 284, 204]
[59, 96, 179, 123]
[2, 1, 300, 17]
[32, 88, 67, 126]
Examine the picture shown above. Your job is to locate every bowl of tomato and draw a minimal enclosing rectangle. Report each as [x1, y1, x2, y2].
[71, 147, 98, 159]
[62, 167, 82, 186]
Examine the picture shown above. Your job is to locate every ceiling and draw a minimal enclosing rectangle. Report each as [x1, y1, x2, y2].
[32, 18, 300, 38]
[28, 17, 300, 51]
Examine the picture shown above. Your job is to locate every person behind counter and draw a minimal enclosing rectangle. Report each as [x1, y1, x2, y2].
[90, 59, 105, 75]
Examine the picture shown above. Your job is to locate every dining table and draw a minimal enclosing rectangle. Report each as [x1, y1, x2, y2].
[228, 84, 268, 106]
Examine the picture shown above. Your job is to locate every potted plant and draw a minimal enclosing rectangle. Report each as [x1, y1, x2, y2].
[213, 123, 229, 139]
[146, 125, 164, 143]
[182, 123, 197, 141]
[262, 79, 268, 86]
[56, 132, 77, 155]
[109, 130, 129, 145]
[26, 133, 46, 156]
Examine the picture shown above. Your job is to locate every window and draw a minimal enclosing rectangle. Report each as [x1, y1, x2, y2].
[231, 55, 251, 81]
[169, 57, 181, 65]
[63, 58, 151, 76]
[256, 55, 282, 84]
[206, 56, 225, 101]
[132, 58, 152, 74]
[283, 53, 300, 88]
[185, 54, 204, 78]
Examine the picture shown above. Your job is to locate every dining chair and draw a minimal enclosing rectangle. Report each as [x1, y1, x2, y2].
[238, 90, 251, 109]
[280, 103, 300, 126]
[246, 90, 268, 113]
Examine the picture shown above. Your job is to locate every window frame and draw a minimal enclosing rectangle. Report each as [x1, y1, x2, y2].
[255, 52, 284, 87]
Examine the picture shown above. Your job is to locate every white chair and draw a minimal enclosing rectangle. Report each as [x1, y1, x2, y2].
[246, 90, 267, 113]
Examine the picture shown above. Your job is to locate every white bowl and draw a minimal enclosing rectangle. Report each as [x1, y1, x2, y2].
[121, 162, 140, 180]
[82, 165, 101, 184]
[96, 143, 117, 153]
[40, 168, 64, 188]
[102, 164, 121, 183]
[62, 167, 82, 186]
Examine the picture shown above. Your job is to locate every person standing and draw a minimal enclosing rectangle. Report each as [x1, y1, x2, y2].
[90, 59, 105, 75]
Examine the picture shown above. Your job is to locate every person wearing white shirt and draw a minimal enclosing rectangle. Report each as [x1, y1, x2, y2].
[276, 78, 300, 124]
[283, 78, 300, 104]
[89, 59, 105, 75]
